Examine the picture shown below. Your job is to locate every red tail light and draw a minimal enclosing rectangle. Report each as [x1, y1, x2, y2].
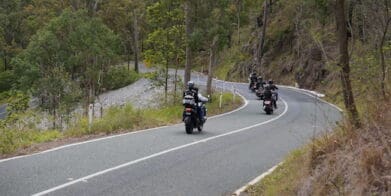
[185, 108, 192, 112]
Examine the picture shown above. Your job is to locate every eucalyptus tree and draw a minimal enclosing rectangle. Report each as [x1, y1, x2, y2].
[189, 0, 234, 95]
[12, 10, 120, 125]
[144, 0, 185, 103]
[98, 0, 147, 73]
[336, 0, 360, 128]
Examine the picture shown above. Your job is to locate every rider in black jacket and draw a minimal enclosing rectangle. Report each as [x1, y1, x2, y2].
[265, 79, 278, 109]
[183, 81, 204, 122]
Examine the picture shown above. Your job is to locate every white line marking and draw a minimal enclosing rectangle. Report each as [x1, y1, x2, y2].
[32, 99, 288, 196]
[232, 162, 284, 196]
[0, 92, 248, 164]
[278, 85, 343, 112]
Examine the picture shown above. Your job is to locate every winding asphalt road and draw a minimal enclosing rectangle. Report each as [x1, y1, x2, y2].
[0, 76, 342, 196]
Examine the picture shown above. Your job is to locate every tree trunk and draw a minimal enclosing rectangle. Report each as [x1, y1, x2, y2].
[335, 0, 361, 128]
[174, 57, 179, 104]
[255, 0, 269, 71]
[132, 10, 139, 73]
[379, 1, 390, 100]
[3, 51, 7, 71]
[207, 36, 219, 96]
[184, 0, 192, 84]
[236, 0, 241, 45]
[52, 95, 57, 129]
[165, 60, 169, 104]
[125, 43, 130, 71]
[206, 48, 214, 97]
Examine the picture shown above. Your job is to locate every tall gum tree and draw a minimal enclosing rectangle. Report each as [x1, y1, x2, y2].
[335, 0, 361, 128]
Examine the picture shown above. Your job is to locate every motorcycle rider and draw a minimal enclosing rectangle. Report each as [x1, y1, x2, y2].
[266, 79, 278, 109]
[183, 81, 206, 122]
[256, 76, 265, 89]
[248, 72, 258, 89]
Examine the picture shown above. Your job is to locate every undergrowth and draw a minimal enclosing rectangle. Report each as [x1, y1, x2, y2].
[0, 92, 243, 156]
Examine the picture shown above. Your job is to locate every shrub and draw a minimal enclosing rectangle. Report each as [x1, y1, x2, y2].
[0, 110, 62, 155]
[0, 71, 16, 92]
[0, 128, 61, 154]
[103, 67, 139, 90]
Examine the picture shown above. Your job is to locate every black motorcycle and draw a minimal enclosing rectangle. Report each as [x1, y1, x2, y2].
[249, 82, 258, 92]
[183, 95, 206, 134]
[263, 98, 274, 115]
[256, 87, 264, 100]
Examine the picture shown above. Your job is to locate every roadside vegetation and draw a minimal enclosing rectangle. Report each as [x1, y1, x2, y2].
[239, 0, 390, 195]
[0, 0, 389, 192]
[246, 99, 390, 196]
[0, 92, 243, 156]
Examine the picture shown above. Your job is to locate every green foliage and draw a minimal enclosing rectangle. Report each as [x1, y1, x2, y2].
[0, 70, 16, 92]
[144, 0, 185, 66]
[6, 91, 29, 115]
[0, 109, 62, 154]
[103, 67, 139, 90]
[145, 69, 169, 87]
[12, 9, 120, 119]
[189, 0, 235, 52]
[0, 128, 61, 154]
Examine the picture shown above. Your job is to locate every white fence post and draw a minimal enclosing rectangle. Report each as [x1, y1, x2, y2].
[88, 104, 93, 131]
[219, 92, 223, 109]
[232, 85, 236, 103]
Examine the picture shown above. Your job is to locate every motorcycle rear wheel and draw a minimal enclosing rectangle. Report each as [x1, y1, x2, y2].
[184, 117, 193, 134]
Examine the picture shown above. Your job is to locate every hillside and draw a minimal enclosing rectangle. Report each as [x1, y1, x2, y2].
[214, 0, 390, 106]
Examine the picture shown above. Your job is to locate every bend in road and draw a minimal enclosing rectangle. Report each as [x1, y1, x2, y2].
[0, 82, 342, 196]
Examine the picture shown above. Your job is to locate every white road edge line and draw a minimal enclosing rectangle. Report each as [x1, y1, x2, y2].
[232, 162, 284, 196]
[277, 85, 343, 112]
[32, 99, 288, 196]
[0, 90, 248, 164]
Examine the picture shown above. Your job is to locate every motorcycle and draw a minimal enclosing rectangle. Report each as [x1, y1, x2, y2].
[256, 87, 264, 100]
[182, 95, 207, 134]
[249, 82, 258, 92]
[263, 98, 274, 115]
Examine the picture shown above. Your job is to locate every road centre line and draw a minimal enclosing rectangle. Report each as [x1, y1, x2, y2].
[0, 91, 248, 164]
[32, 99, 288, 196]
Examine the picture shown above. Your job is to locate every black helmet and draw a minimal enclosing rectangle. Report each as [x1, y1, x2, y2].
[251, 72, 257, 77]
[187, 80, 195, 89]
[268, 79, 273, 84]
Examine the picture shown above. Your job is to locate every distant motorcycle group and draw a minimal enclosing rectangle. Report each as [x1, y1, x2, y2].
[248, 72, 279, 115]
[181, 74, 279, 134]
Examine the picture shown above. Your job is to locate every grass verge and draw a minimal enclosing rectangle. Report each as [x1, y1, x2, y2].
[0, 92, 244, 157]
[245, 149, 307, 196]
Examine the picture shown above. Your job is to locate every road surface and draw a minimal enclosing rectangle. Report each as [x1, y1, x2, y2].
[0, 77, 341, 196]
